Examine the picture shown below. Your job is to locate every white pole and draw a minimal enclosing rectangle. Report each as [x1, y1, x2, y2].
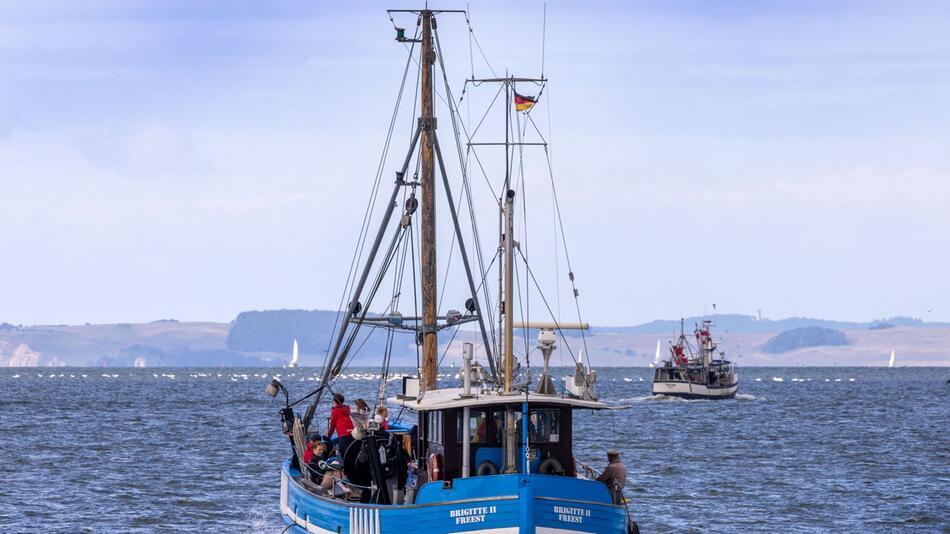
[462, 342, 473, 478]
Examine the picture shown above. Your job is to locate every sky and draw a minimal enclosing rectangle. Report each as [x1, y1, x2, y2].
[1, 0, 948, 327]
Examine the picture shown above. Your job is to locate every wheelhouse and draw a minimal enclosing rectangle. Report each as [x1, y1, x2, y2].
[391, 385, 606, 484]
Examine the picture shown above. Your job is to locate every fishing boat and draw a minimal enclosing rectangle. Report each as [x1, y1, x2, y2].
[652, 319, 738, 399]
[264, 8, 638, 534]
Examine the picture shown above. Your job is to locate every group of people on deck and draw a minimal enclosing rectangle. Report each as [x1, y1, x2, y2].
[301, 392, 390, 499]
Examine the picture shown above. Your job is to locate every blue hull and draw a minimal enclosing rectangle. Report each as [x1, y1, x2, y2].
[280, 460, 629, 534]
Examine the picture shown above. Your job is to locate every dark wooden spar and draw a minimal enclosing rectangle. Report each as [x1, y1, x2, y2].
[419, 10, 438, 392]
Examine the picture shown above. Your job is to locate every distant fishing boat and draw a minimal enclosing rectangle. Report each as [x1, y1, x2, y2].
[264, 8, 638, 534]
[652, 319, 738, 399]
[887, 350, 895, 368]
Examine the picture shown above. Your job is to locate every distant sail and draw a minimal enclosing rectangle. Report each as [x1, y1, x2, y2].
[650, 340, 662, 368]
[290, 339, 299, 368]
[887, 350, 895, 368]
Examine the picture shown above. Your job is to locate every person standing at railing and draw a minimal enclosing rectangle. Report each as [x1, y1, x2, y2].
[327, 392, 355, 458]
[596, 450, 628, 504]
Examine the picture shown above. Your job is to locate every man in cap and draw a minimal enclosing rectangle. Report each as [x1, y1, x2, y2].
[596, 450, 627, 504]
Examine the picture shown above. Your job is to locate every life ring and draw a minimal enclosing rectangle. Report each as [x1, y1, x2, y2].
[475, 460, 498, 476]
[538, 457, 563, 475]
[427, 453, 443, 481]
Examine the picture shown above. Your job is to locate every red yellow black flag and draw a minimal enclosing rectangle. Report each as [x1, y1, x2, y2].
[514, 92, 537, 112]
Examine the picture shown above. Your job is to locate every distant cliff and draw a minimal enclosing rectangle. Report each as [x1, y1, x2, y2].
[762, 327, 849, 353]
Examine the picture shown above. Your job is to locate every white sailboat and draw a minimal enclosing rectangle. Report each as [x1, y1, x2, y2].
[887, 350, 895, 368]
[649, 339, 662, 368]
[288, 338, 299, 368]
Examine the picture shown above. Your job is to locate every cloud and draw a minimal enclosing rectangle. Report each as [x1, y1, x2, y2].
[73, 121, 212, 178]
[194, 193, 310, 216]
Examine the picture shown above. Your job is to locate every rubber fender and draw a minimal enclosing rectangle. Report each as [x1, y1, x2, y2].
[538, 457, 563, 475]
[475, 460, 498, 476]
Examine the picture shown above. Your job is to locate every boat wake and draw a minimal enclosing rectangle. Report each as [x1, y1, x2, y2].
[618, 392, 758, 402]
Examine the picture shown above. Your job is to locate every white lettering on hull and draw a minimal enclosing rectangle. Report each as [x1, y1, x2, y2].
[450, 505, 497, 525]
[552, 505, 591, 524]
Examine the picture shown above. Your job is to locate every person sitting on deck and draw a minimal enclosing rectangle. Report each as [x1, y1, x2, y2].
[596, 450, 628, 504]
[305, 439, 329, 479]
[327, 393, 355, 458]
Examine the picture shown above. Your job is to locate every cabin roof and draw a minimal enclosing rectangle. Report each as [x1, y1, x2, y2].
[388, 386, 608, 411]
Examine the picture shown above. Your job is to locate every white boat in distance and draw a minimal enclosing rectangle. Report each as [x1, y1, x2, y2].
[288, 338, 299, 368]
[649, 340, 662, 368]
[888, 350, 896, 368]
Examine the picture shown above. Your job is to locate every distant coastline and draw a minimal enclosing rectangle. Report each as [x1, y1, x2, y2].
[1, 313, 947, 368]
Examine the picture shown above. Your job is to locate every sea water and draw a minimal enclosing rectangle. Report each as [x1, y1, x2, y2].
[1, 367, 947, 533]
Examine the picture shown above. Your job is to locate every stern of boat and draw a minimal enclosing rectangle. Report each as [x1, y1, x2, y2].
[281, 460, 630, 534]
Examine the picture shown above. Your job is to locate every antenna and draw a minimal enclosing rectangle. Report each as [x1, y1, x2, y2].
[541, 3, 547, 78]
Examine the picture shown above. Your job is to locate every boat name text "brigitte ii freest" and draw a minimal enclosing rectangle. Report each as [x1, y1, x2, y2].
[555, 505, 592, 523]
[450, 505, 497, 524]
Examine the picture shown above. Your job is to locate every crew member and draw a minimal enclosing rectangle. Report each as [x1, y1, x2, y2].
[596, 450, 628, 504]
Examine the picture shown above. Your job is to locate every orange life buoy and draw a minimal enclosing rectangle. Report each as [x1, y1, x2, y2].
[427, 453, 443, 481]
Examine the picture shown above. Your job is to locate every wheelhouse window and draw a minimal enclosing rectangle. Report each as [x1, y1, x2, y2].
[426, 411, 443, 444]
[457, 409, 499, 444]
[528, 409, 560, 443]
[456, 407, 561, 445]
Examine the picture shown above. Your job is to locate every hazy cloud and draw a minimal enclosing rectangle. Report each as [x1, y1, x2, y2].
[73, 122, 212, 178]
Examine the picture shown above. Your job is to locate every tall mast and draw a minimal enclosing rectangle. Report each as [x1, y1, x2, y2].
[503, 189, 515, 393]
[502, 78, 513, 393]
[502, 188, 517, 474]
[501, 81, 516, 474]
[419, 10, 438, 392]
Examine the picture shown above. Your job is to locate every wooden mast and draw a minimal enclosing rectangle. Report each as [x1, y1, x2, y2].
[419, 10, 438, 391]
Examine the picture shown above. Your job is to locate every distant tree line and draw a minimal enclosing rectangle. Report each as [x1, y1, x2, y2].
[762, 327, 849, 354]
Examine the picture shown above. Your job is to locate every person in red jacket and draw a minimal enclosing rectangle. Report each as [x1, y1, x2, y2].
[328, 392, 355, 458]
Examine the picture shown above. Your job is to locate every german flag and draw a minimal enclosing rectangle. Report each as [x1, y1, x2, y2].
[514, 92, 537, 112]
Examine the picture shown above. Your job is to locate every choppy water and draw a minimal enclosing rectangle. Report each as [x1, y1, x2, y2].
[1, 367, 947, 533]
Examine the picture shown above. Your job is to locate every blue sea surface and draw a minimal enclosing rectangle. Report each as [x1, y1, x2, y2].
[1, 366, 947, 533]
